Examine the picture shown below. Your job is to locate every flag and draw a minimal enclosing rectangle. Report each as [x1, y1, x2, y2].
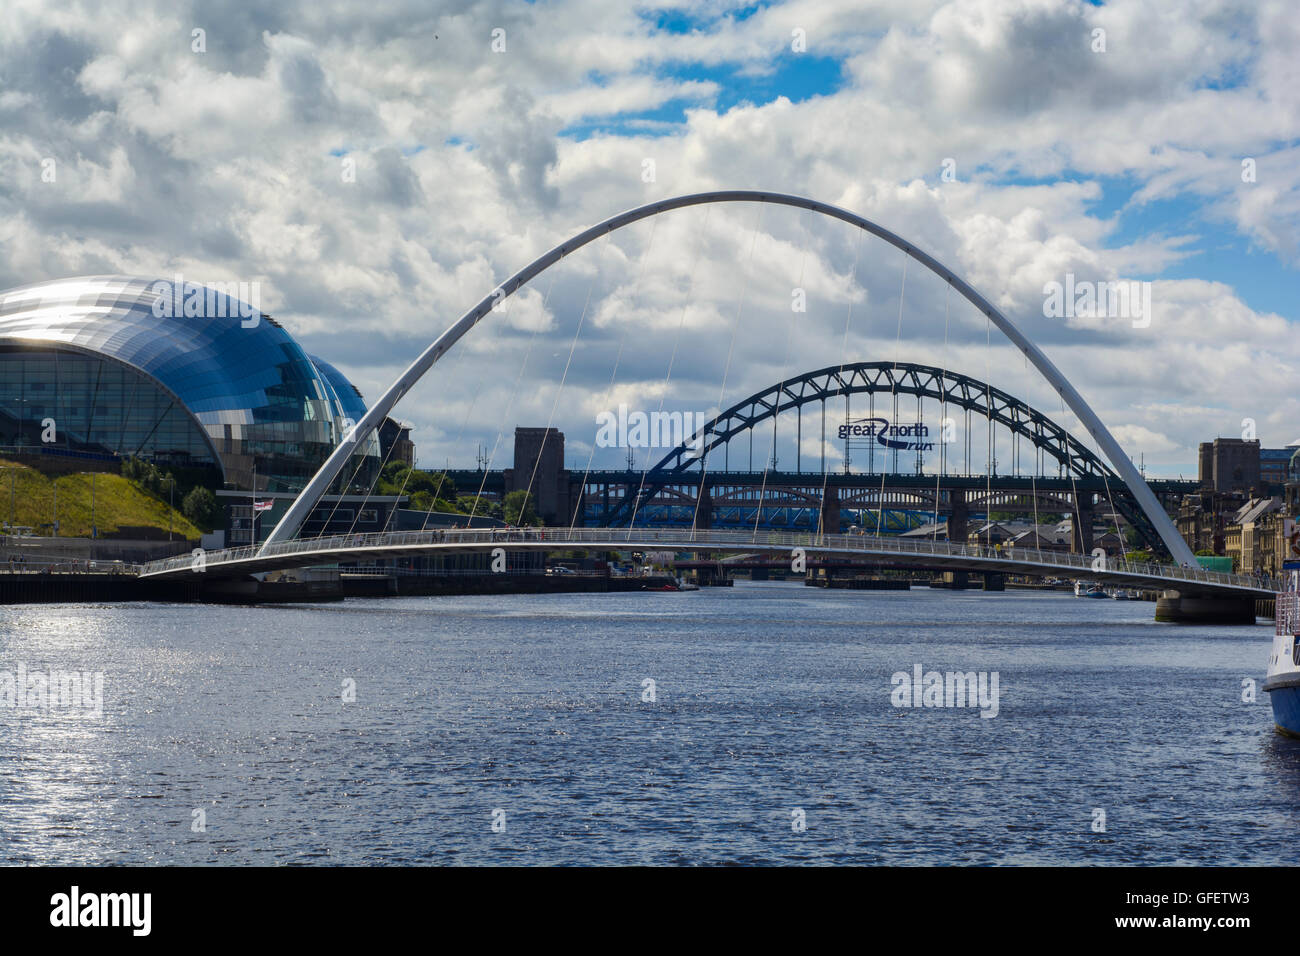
[253, 500, 274, 512]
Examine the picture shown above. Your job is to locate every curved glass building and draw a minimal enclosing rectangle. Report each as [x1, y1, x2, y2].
[309, 354, 369, 428]
[0, 276, 379, 492]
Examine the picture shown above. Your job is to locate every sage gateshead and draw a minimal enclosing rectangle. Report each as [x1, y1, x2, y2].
[0, 276, 380, 492]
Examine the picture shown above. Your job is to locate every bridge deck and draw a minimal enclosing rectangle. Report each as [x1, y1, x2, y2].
[138, 528, 1268, 597]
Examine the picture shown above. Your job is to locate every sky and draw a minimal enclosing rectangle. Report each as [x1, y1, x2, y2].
[1, 0, 1297, 480]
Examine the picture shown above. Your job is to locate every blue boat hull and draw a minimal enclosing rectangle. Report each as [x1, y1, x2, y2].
[1270, 684, 1300, 738]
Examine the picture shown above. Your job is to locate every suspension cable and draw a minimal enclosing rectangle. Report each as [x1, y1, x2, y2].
[362, 339, 490, 536]
[814, 225, 865, 540]
[985, 314, 993, 551]
[520, 226, 625, 527]
[346, 265, 560, 540]
[876, 248, 908, 537]
[463, 251, 572, 525]
[1060, 393, 1086, 563]
[377, 323, 479, 534]
[371, 263, 556, 536]
[315, 429, 381, 537]
[566, 211, 687, 533]
[343, 418, 407, 537]
[681, 203, 765, 537]
[751, 209, 810, 541]
[933, 279, 951, 541]
[1101, 460, 1125, 560]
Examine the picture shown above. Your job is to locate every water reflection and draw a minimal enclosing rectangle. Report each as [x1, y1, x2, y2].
[0, 589, 1293, 864]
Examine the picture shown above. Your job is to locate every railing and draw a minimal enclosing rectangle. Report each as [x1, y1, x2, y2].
[137, 527, 1265, 591]
[2, 557, 142, 575]
[340, 565, 614, 579]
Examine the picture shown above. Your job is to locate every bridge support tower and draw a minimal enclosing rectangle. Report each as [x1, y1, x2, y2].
[820, 487, 841, 536]
[697, 487, 713, 530]
[949, 489, 969, 545]
[944, 490, 970, 588]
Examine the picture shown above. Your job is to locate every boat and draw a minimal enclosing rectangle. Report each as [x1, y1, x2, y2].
[1074, 581, 1108, 598]
[1112, 589, 1132, 600]
[1265, 561, 1300, 737]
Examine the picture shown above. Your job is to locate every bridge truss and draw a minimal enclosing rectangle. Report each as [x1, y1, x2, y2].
[580, 361, 1180, 553]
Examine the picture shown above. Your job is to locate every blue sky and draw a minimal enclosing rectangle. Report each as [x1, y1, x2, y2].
[562, 6, 1298, 323]
[560, 53, 844, 139]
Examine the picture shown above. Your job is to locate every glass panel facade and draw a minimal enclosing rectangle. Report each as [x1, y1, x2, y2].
[0, 276, 380, 492]
[0, 345, 217, 468]
[310, 355, 368, 425]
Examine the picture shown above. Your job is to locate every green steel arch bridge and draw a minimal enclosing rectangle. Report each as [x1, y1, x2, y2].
[437, 359, 1197, 549]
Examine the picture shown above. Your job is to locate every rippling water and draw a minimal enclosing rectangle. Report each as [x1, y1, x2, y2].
[0, 582, 1294, 865]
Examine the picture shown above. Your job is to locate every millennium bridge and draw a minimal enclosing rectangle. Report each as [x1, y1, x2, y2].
[137, 526, 1268, 599]
[139, 191, 1261, 622]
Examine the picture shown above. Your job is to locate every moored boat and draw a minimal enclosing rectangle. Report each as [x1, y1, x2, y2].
[1265, 561, 1300, 737]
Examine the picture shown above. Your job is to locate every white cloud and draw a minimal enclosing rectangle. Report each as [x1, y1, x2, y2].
[0, 0, 1295, 480]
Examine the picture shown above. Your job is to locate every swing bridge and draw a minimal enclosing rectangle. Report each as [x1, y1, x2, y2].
[134, 191, 1266, 611]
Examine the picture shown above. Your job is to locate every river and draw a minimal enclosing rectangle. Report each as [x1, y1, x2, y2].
[0, 582, 1293, 865]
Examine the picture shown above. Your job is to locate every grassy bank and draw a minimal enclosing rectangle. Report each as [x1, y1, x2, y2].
[0, 458, 202, 539]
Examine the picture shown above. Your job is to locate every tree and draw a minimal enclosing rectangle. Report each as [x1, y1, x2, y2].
[182, 485, 222, 531]
[121, 456, 167, 497]
[376, 463, 456, 501]
[456, 494, 501, 519]
[503, 489, 540, 526]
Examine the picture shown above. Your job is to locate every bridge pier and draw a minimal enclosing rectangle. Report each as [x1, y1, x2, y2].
[949, 490, 968, 546]
[693, 562, 731, 586]
[1154, 589, 1257, 625]
[697, 487, 713, 529]
[820, 487, 840, 535]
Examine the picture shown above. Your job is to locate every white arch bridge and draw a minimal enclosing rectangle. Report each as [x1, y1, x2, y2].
[156, 190, 1255, 613]
[256, 190, 1201, 571]
[137, 527, 1270, 599]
